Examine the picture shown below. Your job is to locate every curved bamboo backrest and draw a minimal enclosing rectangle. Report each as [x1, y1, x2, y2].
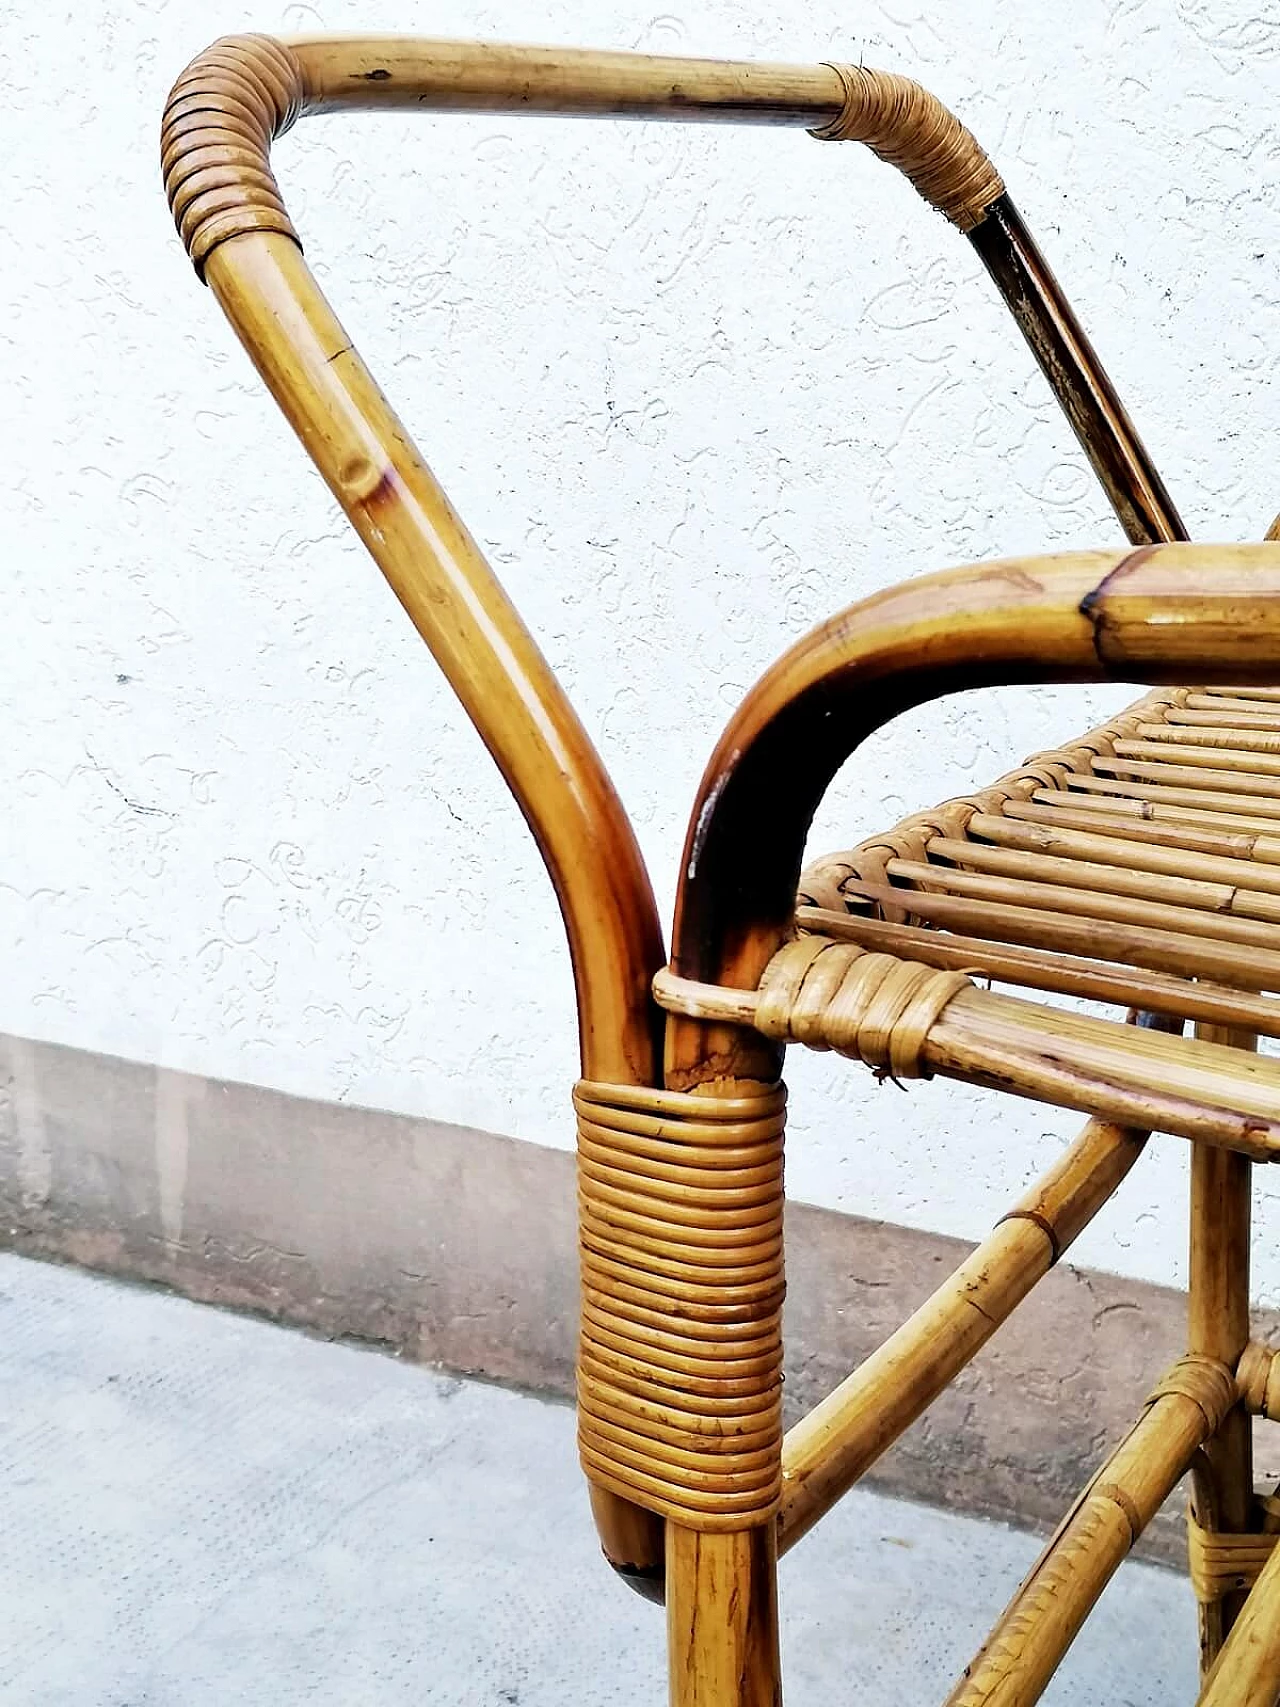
[162, 34, 1185, 1091]
[166, 40, 1280, 1705]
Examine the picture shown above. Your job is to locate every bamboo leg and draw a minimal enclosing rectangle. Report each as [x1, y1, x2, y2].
[1189, 1027, 1256, 1671]
[944, 1369, 1226, 1707]
[1195, 1530, 1280, 1706]
[666, 1522, 781, 1707]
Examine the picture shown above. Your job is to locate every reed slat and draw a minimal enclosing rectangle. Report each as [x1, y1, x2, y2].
[792, 906, 1280, 1036]
[840, 876, 1280, 989]
[1003, 798, 1273, 861]
[963, 813, 1280, 898]
[886, 857, 1280, 950]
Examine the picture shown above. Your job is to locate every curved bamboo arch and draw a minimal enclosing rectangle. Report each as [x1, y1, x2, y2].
[665, 542, 1280, 1084]
[163, 31, 1194, 1604]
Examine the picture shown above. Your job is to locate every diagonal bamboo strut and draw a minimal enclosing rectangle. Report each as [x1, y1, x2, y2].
[1195, 1523, 1280, 1706]
[943, 1360, 1232, 1707]
[777, 1116, 1149, 1553]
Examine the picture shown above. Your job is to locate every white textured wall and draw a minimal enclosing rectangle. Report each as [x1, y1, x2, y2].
[5, 0, 1280, 1297]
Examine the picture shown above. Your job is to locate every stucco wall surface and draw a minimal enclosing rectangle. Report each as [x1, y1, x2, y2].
[4, 0, 1280, 1296]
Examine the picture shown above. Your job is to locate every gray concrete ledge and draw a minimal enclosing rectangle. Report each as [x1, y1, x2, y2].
[1, 1030, 1265, 1563]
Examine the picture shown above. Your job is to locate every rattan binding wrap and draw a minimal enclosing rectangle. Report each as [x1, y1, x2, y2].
[161, 33, 307, 276]
[1238, 1340, 1280, 1420]
[753, 936, 971, 1078]
[1189, 1496, 1280, 1606]
[574, 1079, 786, 1530]
[810, 63, 1004, 230]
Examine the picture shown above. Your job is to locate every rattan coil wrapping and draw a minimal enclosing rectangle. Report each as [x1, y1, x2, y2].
[1189, 1496, 1280, 1605]
[574, 1079, 786, 1530]
[752, 937, 971, 1077]
[809, 63, 1004, 231]
[162, 33, 306, 276]
[1144, 1352, 1237, 1432]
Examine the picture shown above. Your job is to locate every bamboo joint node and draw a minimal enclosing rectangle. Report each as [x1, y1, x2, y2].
[573, 1079, 787, 1531]
[162, 33, 307, 277]
[808, 63, 1004, 230]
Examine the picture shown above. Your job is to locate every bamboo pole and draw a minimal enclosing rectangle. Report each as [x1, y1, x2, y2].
[1092, 757, 1280, 795]
[288, 34, 847, 125]
[1170, 707, 1280, 730]
[962, 813, 1280, 895]
[1003, 797, 1280, 862]
[967, 198, 1185, 546]
[792, 906, 1280, 1037]
[1194, 1533, 1280, 1707]
[907, 844, 1280, 928]
[1041, 780, 1280, 836]
[944, 1368, 1227, 1707]
[666, 1524, 781, 1707]
[655, 961, 1280, 1156]
[1189, 1030, 1256, 1672]
[836, 876, 1280, 988]
[777, 1117, 1149, 1553]
[202, 211, 666, 1588]
[1110, 741, 1280, 779]
[1136, 723, 1280, 755]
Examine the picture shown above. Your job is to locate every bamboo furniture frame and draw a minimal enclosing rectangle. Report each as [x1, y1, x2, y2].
[164, 34, 1280, 1704]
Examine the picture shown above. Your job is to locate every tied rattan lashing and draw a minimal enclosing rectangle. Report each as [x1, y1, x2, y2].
[165, 30, 1280, 1705]
[162, 34, 306, 275]
[809, 63, 1004, 230]
[1189, 1498, 1280, 1607]
[574, 1080, 786, 1531]
[752, 936, 971, 1078]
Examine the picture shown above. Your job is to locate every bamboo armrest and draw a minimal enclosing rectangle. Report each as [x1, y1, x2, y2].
[668, 543, 1280, 1013]
[163, 34, 1002, 281]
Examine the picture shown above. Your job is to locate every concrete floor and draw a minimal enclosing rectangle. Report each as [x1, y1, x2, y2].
[0, 1253, 1198, 1705]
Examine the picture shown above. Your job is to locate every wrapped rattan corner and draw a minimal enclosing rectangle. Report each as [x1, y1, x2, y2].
[574, 1081, 785, 1530]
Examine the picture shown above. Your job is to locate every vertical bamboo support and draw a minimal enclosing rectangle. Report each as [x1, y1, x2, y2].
[1189, 1027, 1256, 1670]
[667, 1524, 781, 1707]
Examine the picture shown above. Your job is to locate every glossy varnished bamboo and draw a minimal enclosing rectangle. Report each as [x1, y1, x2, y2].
[201, 229, 667, 1582]
[777, 1117, 1148, 1553]
[286, 35, 847, 126]
[944, 1376, 1222, 1707]
[167, 34, 1280, 1704]
[1194, 1534, 1280, 1707]
[1188, 1039, 1255, 1671]
[969, 198, 1185, 547]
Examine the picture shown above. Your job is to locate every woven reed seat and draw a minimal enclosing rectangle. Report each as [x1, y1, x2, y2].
[650, 681, 1280, 1157]
[166, 30, 1280, 1706]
